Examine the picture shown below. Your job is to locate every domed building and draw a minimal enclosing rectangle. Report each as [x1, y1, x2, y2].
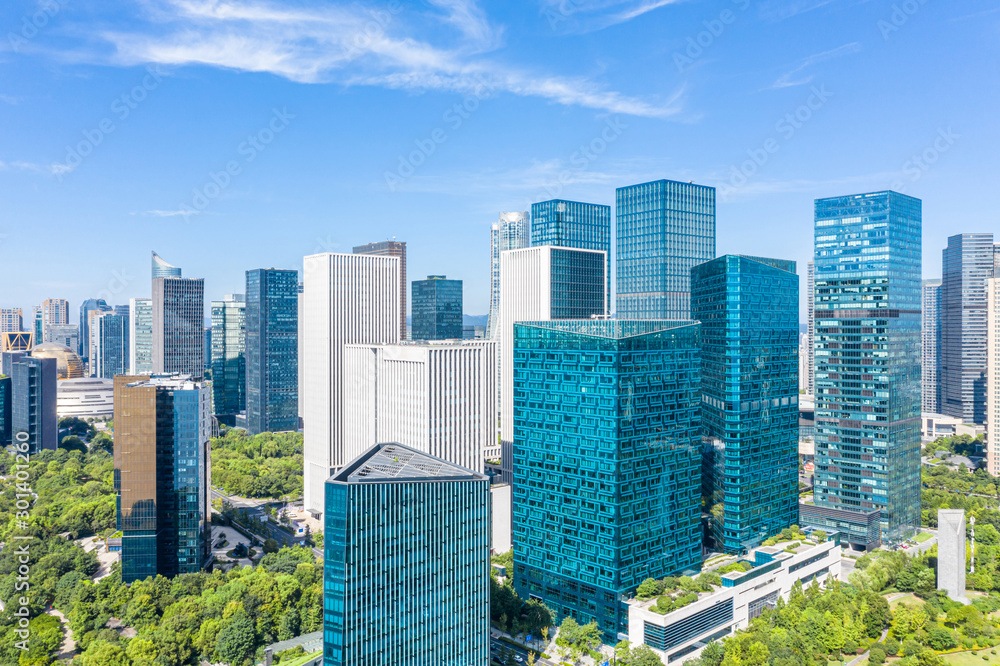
[30, 342, 85, 380]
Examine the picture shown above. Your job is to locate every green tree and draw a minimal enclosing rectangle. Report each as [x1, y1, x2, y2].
[215, 611, 257, 666]
[263, 538, 280, 554]
[868, 646, 887, 664]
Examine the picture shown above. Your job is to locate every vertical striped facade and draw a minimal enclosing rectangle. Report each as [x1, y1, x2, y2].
[303, 253, 400, 516]
[152, 277, 205, 378]
[987, 278, 1000, 476]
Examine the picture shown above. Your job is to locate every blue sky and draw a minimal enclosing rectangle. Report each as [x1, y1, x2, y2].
[1, 0, 997, 319]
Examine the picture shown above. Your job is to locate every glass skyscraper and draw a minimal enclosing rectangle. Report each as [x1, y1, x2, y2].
[323, 442, 490, 666]
[801, 191, 922, 549]
[616, 179, 716, 320]
[152, 277, 205, 379]
[11, 356, 57, 453]
[151, 251, 182, 279]
[487, 212, 530, 340]
[129, 298, 153, 375]
[211, 295, 246, 425]
[93, 311, 129, 378]
[114, 374, 211, 584]
[0, 374, 10, 447]
[512, 320, 702, 641]
[78, 298, 111, 360]
[940, 234, 1000, 425]
[245, 269, 298, 434]
[922, 280, 942, 414]
[692, 255, 799, 554]
[411, 275, 463, 340]
[531, 199, 612, 306]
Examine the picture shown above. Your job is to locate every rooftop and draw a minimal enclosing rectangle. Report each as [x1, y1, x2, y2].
[516, 319, 698, 340]
[331, 442, 486, 484]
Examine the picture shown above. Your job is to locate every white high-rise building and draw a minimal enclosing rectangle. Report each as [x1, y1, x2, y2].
[486, 212, 530, 341]
[302, 252, 400, 516]
[923, 279, 943, 414]
[343, 340, 496, 472]
[987, 277, 1000, 476]
[41, 299, 69, 342]
[806, 261, 815, 396]
[498, 246, 606, 484]
[129, 298, 153, 375]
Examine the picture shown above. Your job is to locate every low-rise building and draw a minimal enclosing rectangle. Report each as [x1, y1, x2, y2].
[57, 377, 114, 418]
[627, 534, 842, 664]
[922, 412, 984, 442]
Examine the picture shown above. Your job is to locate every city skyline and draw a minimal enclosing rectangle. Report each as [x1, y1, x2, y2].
[1, 1, 992, 318]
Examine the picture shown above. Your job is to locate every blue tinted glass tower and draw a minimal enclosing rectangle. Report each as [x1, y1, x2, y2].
[0, 374, 12, 446]
[531, 199, 611, 306]
[692, 255, 799, 554]
[11, 356, 57, 453]
[616, 179, 715, 320]
[94, 312, 129, 378]
[211, 295, 246, 425]
[78, 298, 111, 360]
[323, 443, 490, 666]
[246, 269, 299, 434]
[411, 275, 463, 340]
[801, 191, 922, 549]
[512, 320, 702, 641]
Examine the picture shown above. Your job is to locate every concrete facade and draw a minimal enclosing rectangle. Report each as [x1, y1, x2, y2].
[937, 509, 969, 603]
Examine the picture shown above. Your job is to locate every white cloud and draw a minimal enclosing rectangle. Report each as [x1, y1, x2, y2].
[132, 209, 200, 217]
[767, 42, 860, 89]
[539, 0, 686, 33]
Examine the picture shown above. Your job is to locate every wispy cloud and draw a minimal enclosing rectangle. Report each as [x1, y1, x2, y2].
[767, 42, 860, 89]
[0, 95, 21, 105]
[0, 160, 70, 175]
[54, 0, 682, 118]
[132, 209, 200, 217]
[758, 0, 839, 21]
[540, 0, 686, 33]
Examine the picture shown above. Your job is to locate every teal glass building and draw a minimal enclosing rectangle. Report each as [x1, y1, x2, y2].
[512, 320, 702, 642]
[616, 179, 715, 320]
[210, 295, 246, 425]
[323, 443, 490, 666]
[411, 275, 463, 340]
[245, 269, 299, 434]
[691, 255, 799, 554]
[531, 199, 612, 305]
[801, 191, 922, 549]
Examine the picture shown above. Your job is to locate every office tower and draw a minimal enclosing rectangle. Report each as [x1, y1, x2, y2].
[210, 295, 246, 425]
[129, 298, 153, 375]
[411, 275, 463, 341]
[114, 374, 211, 584]
[0, 332, 32, 353]
[923, 280, 943, 414]
[32, 343, 84, 380]
[93, 312, 129, 378]
[0, 308, 24, 333]
[498, 246, 606, 484]
[246, 269, 298, 434]
[487, 212, 530, 340]
[11, 356, 57, 453]
[152, 277, 205, 378]
[32, 306, 42, 342]
[692, 255, 799, 553]
[46, 324, 78, 353]
[204, 328, 211, 372]
[806, 261, 815, 395]
[531, 199, 612, 306]
[987, 277, 1000, 476]
[79, 299, 111, 359]
[302, 253, 400, 516]
[352, 240, 406, 339]
[0, 374, 9, 446]
[937, 510, 969, 603]
[343, 340, 495, 470]
[151, 250, 182, 279]
[616, 179, 716, 320]
[940, 234, 999, 425]
[323, 442, 490, 666]
[297, 283, 304, 424]
[41, 298, 70, 340]
[512, 320, 702, 641]
[800, 191, 922, 549]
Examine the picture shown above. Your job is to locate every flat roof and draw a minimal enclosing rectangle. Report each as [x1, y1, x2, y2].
[331, 442, 486, 484]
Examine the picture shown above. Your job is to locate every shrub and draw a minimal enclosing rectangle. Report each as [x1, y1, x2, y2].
[868, 646, 886, 665]
[884, 637, 900, 656]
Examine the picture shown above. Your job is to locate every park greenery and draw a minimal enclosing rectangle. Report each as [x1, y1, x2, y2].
[210, 429, 304, 499]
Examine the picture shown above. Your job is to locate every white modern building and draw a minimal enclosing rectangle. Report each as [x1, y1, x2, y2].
[923, 279, 942, 414]
[486, 211, 530, 341]
[628, 535, 842, 664]
[57, 377, 114, 418]
[41, 298, 70, 342]
[302, 252, 400, 516]
[921, 412, 984, 443]
[130, 298, 153, 375]
[498, 246, 606, 484]
[342, 340, 496, 473]
[988, 277, 1000, 476]
[937, 509, 969, 604]
[805, 261, 815, 396]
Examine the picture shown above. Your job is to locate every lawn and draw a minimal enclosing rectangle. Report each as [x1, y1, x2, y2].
[942, 651, 998, 665]
[914, 532, 933, 543]
[889, 594, 926, 610]
[279, 650, 323, 666]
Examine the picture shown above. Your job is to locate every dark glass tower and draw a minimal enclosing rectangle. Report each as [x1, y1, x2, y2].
[210, 295, 246, 425]
[245, 269, 299, 434]
[692, 255, 799, 554]
[94, 312, 129, 378]
[616, 179, 716, 320]
[78, 298, 111, 360]
[11, 356, 58, 453]
[531, 199, 612, 306]
[0, 374, 12, 447]
[801, 191, 922, 549]
[512, 320, 702, 641]
[114, 375, 211, 584]
[411, 275, 463, 340]
[152, 278, 205, 379]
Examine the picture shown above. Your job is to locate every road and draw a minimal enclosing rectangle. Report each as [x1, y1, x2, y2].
[47, 608, 76, 660]
[212, 487, 308, 549]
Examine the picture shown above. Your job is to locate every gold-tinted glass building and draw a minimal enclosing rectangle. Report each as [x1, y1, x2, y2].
[114, 374, 212, 583]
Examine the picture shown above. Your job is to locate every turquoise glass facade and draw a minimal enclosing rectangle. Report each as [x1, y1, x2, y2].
[323, 443, 490, 666]
[411, 275, 463, 340]
[210, 296, 246, 424]
[531, 199, 612, 305]
[805, 191, 922, 548]
[245, 269, 298, 434]
[691, 255, 799, 554]
[512, 320, 702, 642]
[616, 179, 715, 320]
